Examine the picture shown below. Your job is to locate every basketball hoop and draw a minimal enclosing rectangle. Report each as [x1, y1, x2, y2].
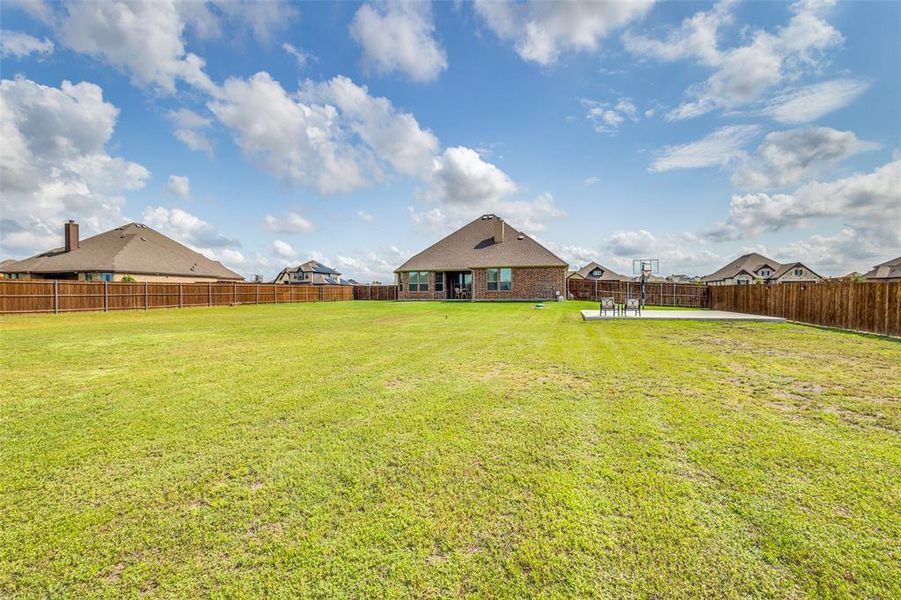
[632, 258, 660, 308]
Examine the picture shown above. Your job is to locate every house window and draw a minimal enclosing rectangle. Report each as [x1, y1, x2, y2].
[737, 279, 748, 285]
[759, 269, 771, 277]
[591, 269, 602, 277]
[100, 272, 113, 282]
[434, 273, 444, 292]
[84, 273, 93, 282]
[794, 268, 803, 276]
[409, 271, 429, 292]
[397, 273, 403, 291]
[487, 268, 512, 291]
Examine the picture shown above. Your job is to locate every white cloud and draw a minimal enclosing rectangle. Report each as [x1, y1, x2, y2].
[622, 0, 735, 66]
[54, 0, 216, 94]
[167, 175, 191, 198]
[208, 0, 297, 45]
[271, 239, 297, 260]
[333, 245, 411, 282]
[762, 79, 871, 124]
[650, 125, 760, 172]
[705, 159, 901, 242]
[0, 76, 150, 256]
[350, 1, 447, 82]
[583, 176, 601, 186]
[210, 73, 438, 193]
[142, 206, 239, 251]
[602, 229, 722, 274]
[300, 75, 440, 178]
[357, 210, 374, 222]
[773, 226, 894, 275]
[263, 211, 315, 234]
[474, 0, 655, 65]
[0, 30, 54, 57]
[732, 127, 879, 189]
[166, 108, 215, 156]
[581, 97, 639, 134]
[282, 42, 314, 69]
[627, 0, 845, 120]
[429, 146, 517, 206]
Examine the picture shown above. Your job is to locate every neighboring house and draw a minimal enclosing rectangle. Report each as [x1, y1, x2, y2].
[568, 262, 630, 282]
[0, 221, 243, 282]
[667, 274, 702, 283]
[703, 253, 822, 285]
[862, 256, 901, 282]
[273, 260, 349, 285]
[394, 214, 567, 301]
[0, 260, 16, 278]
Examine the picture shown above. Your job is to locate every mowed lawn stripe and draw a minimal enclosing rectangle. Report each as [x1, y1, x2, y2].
[1, 301, 898, 597]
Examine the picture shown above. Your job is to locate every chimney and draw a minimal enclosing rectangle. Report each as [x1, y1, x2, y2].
[493, 217, 505, 244]
[64, 220, 79, 252]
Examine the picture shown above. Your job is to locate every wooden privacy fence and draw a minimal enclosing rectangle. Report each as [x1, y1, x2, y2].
[710, 281, 901, 337]
[568, 279, 709, 308]
[352, 285, 398, 300]
[0, 280, 353, 315]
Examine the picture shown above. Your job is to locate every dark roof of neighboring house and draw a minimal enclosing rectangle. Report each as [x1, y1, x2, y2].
[571, 261, 630, 281]
[863, 256, 901, 280]
[1, 223, 243, 280]
[702, 253, 783, 282]
[395, 215, 567, 272]
[301, 260, 340, 275]
[278, 260, 341, 276]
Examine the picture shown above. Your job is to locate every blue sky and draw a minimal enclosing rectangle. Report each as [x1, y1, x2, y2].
[1, 0, 898, 281]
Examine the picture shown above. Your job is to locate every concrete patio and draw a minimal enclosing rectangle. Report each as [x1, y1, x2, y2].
[580, 309, 786, 322]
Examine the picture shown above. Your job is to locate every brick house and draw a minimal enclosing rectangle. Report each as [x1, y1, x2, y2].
[702, 252, 822, 285]
[394, 214, 567, 301]
[0, 220, 243, 282]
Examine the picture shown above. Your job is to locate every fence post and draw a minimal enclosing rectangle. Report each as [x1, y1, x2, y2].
[255, 284, 259, 305]
[104, 281, 109, 312]
[144, 282, 148, 309]
[233, 282, 237, 305]
[54, 280, 59, 314]
[273, 284, 278, 304]
[179, 283, 183, 308]
[319, 286, 324, 302]
[209, 283, 212, 307]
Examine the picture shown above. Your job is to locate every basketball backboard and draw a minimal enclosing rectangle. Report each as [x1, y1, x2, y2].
[632, 259, 660, 275]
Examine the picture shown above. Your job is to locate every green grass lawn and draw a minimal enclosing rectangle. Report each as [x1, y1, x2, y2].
[1, 301, 899, 597]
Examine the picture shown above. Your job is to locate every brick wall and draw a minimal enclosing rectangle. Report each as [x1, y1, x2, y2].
[472, 267, 566, 301]
[397, 271, 447, 300]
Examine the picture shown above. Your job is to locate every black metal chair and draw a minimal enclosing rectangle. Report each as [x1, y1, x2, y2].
[623, 297, 641, 316]
[600, 296, 615, 316]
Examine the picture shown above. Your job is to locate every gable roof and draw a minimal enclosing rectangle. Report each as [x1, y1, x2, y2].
[702, 253, 782, 282]
[300, 260, 340, 275]
[572, 261, 630, 281]
[771, 261, 822, 280]
[1, 223, 243, 280]
[864, 256, 901, 280]
[395, 215, 567, 272]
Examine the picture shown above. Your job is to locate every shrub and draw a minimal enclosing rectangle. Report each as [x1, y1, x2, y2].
[121, 275, 136, 283]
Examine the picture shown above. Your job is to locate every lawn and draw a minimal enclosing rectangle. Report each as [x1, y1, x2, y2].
[1, 301, 899, 597]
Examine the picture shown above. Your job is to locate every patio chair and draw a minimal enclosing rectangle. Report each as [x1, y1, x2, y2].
[599, 296, 616, 316]
[623, 297, 641, 317]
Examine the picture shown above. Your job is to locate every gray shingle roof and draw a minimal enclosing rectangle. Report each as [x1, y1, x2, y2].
[863, 256, 901, 280]
[395, 215, 567, 272]
[1, 223, 243, 280]
[572, 261, 630, 281]
[702, 253, 781, 282]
